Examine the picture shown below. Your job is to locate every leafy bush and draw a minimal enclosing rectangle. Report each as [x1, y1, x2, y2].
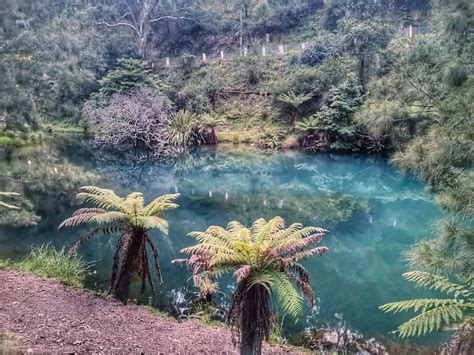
[300, 39, 339, 67]
[98, 58, 165, 97]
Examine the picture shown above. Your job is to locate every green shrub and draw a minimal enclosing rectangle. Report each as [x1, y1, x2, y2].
[232, 134, 240, 145]
[15, 245, 90, 288]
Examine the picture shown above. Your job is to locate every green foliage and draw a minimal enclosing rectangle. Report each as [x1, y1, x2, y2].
[60, 186, 180, 301]
[98, 59, 164, 97]
[14, 244, 90, 288]
[177, 216, 327, 352]
[300, 38, 339, 67]
[167, 110, 202, 147]
[179, 216, 327, 316]
[278, 91, 313, 123]
[60, 186, 179, 232]
[0, 195, 40, 227]
[256, 127, 285, 150]
[295, 116, 323, 134]
[315, 74, 365, 150]
[380, 271, 473, 338]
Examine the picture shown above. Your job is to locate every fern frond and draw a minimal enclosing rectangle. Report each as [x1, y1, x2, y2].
[396, 303, 467, 337]
[403, 271, 473, 298]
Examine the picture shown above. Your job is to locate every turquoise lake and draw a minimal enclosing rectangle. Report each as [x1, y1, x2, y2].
[0, 140, 444, 343]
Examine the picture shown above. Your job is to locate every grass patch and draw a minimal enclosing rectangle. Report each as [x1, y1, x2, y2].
[13, 244, 90, 288]
[0, 332, 21, 354]
[145, 306, 175, 321]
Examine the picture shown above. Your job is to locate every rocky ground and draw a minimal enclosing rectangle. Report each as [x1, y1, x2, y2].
[0, 269, 296, 353]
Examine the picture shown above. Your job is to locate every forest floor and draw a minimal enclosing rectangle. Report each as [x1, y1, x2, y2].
[0, 269, 298, 354]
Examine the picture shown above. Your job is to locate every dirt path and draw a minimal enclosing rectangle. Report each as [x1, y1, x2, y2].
[0, 270, 296, 353]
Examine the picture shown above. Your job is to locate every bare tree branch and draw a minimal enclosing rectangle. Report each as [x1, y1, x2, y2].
[96, 21, 139, 34]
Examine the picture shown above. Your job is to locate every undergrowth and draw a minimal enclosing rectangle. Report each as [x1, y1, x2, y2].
[10, 244, 90, 288]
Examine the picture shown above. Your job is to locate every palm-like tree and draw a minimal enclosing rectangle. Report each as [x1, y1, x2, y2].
[278, 91, 313, 123]
[380, 271, 473, 338]
[0, 192, 20, 209]
[201, 114, 225, 145]
[167, 109, 198, 146]
[60, 186, 180, 302]
[295, 115, 323, 134]
[178, 216, 328, 355]
[380, 221, 474, 339]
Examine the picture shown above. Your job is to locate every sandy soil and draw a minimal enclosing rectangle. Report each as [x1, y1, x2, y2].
[0, 269, 297, 354]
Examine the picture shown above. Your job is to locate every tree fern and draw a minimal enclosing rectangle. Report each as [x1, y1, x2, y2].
[60, 186, 180, 302]
[380, 271, 474, 338]
[175, 216, 328, 355]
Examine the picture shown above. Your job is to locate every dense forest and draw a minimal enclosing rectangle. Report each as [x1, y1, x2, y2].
[0, 0, 472, 354]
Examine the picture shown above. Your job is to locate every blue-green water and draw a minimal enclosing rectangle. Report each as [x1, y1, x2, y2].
[0, 141, 444, 343]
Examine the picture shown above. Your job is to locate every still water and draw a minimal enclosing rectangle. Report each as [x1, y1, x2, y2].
[0, 139, 443, 342]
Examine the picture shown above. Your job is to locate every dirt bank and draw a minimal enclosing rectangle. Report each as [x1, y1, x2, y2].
[0, 269, 297, 353]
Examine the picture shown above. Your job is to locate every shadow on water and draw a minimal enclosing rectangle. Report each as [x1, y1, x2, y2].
[0, 139, 445, 344]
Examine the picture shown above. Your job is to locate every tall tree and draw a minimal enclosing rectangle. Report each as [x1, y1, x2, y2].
[97, 0, 194, 57]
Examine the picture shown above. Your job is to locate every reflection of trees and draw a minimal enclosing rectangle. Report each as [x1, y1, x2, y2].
[184, 189, 370, 227]
[0, 195, 40, 227]
[0, 142, 99, 227]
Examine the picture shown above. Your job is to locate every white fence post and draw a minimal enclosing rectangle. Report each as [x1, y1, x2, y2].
[220, 50, 224, 60]
[266, 33, 270, 43]
[409, 24, 413, 38]
[262, 46, 266, 56]
[165, 57, 170, 67]
[202, 53, 206, 62]
[244, 47, 248, 57]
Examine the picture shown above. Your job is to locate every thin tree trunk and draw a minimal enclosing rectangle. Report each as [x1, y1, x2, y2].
[111, 230, 146, 303]
[239, 283, 271, 355]
[208, 127, 217, 145]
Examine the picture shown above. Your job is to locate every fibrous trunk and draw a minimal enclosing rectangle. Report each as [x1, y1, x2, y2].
[227, 282, 271, 355]
[208, 128, 217, 145]
[110, 230, 147, 303]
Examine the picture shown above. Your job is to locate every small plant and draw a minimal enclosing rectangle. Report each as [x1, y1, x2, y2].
[256, 128, 284, 150]
[233, 134, 240, 145]
[201, 114, 225, 145]
[278, 91, 313, 123]
[167, 109, 202, 147]
[15, 244, 90, 288]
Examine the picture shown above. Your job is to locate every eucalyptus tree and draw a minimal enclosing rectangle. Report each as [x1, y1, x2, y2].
[60, 186, 180, 302]
[95, 0, 195, 57]
[178, 216, 328, 355]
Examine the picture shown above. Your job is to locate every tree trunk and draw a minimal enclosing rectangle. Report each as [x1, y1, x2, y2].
[239, 283, 271, 355]
[208, 127, 217, 145]
[137, 0, 154, 58]
[358, 54, 366, 90]
[111, 230, 147, 303]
